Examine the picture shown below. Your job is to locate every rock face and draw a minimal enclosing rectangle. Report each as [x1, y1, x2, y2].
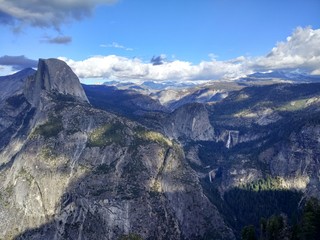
[181, 84, 320, 196]
[83, 78, 320, 236]
[83, 84, 168, 119]
[0, 59, 234, 240]
[24, 58, 88, 107]
[0, 69, 36, 160]
[163, 103, 215, 141]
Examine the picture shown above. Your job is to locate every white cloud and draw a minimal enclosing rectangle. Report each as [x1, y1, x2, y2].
[0, 0, 117, 29]
[251, 27, 320, 74]
[60, 27, 320, 83]
[58, 55, 247, 82]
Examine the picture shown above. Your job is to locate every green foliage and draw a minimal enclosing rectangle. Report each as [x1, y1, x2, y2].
[87, 122, 125, 147]
[242, 225, 257, 240]
[0, 184, 14, 207]
[50, 92, 80, 113]
[298, 197, 320, 240]
[277, 98, 311, 112]
[224, 181, 302, 237]
[52, 92, 77, 102]
[240, 197, 320, 240]
[239, 176, 283, 192]
[265, 215, 284, 240]
[33, 115, 63, 138]
[134, 126, 172, 147]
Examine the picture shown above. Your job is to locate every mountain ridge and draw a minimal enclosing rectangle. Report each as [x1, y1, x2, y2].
[0, 58, 235, 240]
[1, 59, 320, 239]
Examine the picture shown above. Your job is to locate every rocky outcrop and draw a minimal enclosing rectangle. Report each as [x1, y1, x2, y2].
[24, 58, 88, 107]
[163, 103, 215, 141]
[259, 124, 320, 197]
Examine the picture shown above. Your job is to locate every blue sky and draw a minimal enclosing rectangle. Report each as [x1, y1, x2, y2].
[1, 0, 320, 83]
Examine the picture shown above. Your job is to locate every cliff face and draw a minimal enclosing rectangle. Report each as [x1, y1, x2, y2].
[163, 103, 215, 141]
[1, 103, 233, 240]
[24, 58, 88, 107]
[0, 59, 234, 240]
[83, 76, 320, 237]
[172, 84, 320, 202]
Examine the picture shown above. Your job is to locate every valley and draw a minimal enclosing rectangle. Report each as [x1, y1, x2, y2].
[0, 58, 320, 239]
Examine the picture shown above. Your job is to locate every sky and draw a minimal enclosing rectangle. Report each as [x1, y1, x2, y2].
[0, 0, 320, 84]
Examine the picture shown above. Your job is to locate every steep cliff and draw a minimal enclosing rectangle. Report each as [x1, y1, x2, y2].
[0, 59, 234, 240]
[83, 77, 320, 237]
[24, 58, 88, 107]
[163, 103, 215, 141]
[179, 83, 320, 236]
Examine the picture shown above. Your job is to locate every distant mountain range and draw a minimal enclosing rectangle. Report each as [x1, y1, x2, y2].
[101, 70, 320, 112]
[241, 69, 320, 82]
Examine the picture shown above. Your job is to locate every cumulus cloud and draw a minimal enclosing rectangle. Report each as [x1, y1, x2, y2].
[59, 55, 247, 82]
[251, 27, 320, 75]
[0, 55, 37, 70]
[100, 42, 133, 51]
[57, 27, 320, 82]
[41, 35, 72, 44]
[0, 0, 117, 29]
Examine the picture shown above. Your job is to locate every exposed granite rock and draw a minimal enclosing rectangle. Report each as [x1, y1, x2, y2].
[163, 103, 215, 141]
[24, 58, 88, 107]
[0, 102, 234, 240]
[0, 60, 235, 240]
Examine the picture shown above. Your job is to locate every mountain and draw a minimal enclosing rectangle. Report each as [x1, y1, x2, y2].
[0, 59, 234, 240]
[241, 70, 320, 82]
[1, 58, 320, 239]
[79, 69, 320, 238]
[24, 58, 89, 107]
[0, 68, 36, 102]
[83, 84, 168, 119]
[141, 80, 196, 90]
[156, 81, 243, 111]
[104, 80, 196, 92]
[103, 80, 242, 112]
[163, 82, 320, 235]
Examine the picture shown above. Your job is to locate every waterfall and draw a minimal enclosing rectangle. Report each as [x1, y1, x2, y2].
[226, 131, 232, 149]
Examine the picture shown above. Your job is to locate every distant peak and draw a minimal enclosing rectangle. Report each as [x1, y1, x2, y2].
[15, 67, 36, 75]
[0, 68, 36, 80]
